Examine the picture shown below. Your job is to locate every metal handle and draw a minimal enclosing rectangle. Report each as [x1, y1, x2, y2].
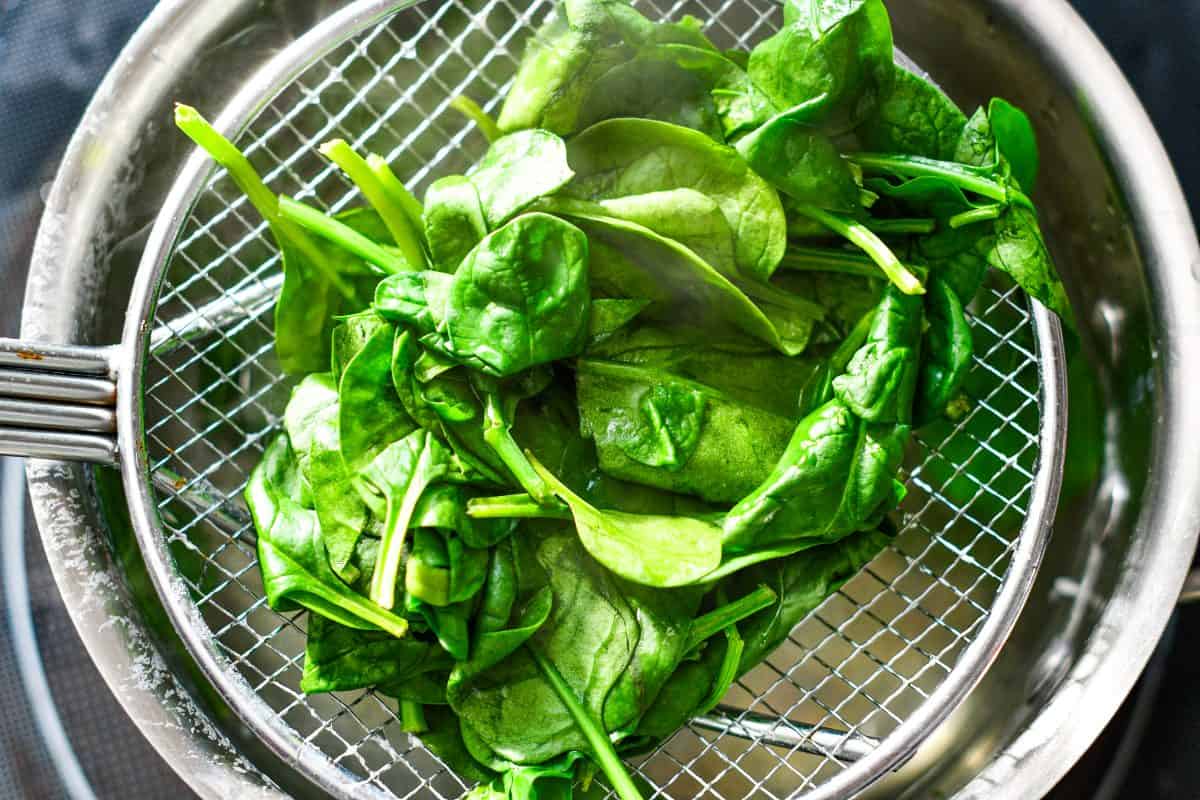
[0, 341, 120, 465]
[0, 272, 284, 466]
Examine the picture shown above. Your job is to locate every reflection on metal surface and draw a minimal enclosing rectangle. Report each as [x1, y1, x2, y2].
[693, 709, 882, 763]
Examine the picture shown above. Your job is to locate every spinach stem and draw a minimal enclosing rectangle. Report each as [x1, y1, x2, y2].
[279, 196, 409, 275]
[481, 394, 552, 503]
[450, 95, 503, 143]
[467, 494, 572, 520]
[400, 700, 428, 733]
[320, 139, 427, 270]
[865, 217, 937, 235]
[779, 246, 882, 279]
[174, 104, 357, 300]
[949, 204, 1004, 229]
[686, 585, 778, 651]
[847, 152, 1034, 211]
[308, 585, 410, 640]
[366, 154, 426, 235]
[794, 206, 925, 295]
[369, 439, 438, 610]
[527, 646, 644, 800]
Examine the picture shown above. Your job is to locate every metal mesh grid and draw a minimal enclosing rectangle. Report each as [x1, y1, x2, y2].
[139, 1, 1047, 797]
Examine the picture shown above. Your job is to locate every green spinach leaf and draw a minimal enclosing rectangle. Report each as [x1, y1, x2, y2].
[575, 359, 800, 503]
[359, 430, 459, 610]
[747, 0, 895, 133]
[446, 213, 591, 377]
[529, 455, 724, 588]
[424, 176, 488, 272]
[858, 64, 967, 160]
[468, 131, 576, 228]
[247, 435, 409, 639]
[563, 118, 787, 281]
[915, 277, 973, 426]
[338, 318, 414, 471]
[300, 615, 448, 693]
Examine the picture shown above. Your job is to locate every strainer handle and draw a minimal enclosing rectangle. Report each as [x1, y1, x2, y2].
[0, 340, 118, 465]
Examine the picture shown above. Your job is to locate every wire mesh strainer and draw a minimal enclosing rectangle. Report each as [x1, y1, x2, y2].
[0, 0, 1067, 798]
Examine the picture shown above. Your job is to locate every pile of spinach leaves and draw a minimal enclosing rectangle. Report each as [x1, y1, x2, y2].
[175, 1, 1070, 797]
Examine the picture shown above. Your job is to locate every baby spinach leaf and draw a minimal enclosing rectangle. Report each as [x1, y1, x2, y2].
[448, 586, 554, 703]
[389, 331, 511, 486]
[247, 435, 410, 639]
[306, 405, 369, 582]
[916, 223, 989, 304]
[723, 286, 920, 550]
[721, 400, 909, 552]
[338, 318, 415, 471]
[414, 483, 518, 551]
[957, 98, 1039, 193]
[407, 520, 491, 607]
[629, 637, 726, 744]
[577, 52, 724, 139]
[468, 131, 576, 228]
[558, 211, 803, 355]
[948, 104, 1072, 324]
[529, 454, 723, 588]
[451, 531, 639, 765]
[526, 646, 643, 800]
[832, 286, 924, 423]
[915, 278, 973, 427]
[360, 430, 458, 610]
[423, 706, 499, 786]
[585, 322, 822, 419]
[986, 99, 1039, 193]
[586, 298, 651, 347]
[497, 0, 713, 136]
[986, 205, 1073, 325]
[582, 189, 738, 277]
[446, 213, 591, 377]
[424, 176, 488, 272]
[407, 595, 473, 661]
[496, 1, 638, 135]
[331, 311, 384, 381]
[614, 382, 707, 471]
[283, 372, 338, 490]
[374, 270, 454, 335]
[300, 615, 448, 694]
[748, 0, 895, 133]
[406, 528, 454, 606]
[735, 103, 861, 212]
[564, 118, 787, 281]
[601, 579, 704, 735]
[576, 359, 800, 503]
[654, 43, 778, 139]
[858, 64, 968, 160]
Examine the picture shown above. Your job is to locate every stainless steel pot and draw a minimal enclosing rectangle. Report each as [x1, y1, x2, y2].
[21, 0, 1200, 798]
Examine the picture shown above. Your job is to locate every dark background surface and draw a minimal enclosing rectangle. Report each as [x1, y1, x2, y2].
[0, 1, 1197, 798]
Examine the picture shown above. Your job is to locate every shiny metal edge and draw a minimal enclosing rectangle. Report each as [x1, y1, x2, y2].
[118, 3, 422, 799]
[21, 0, 291, 797]
[953, 1, 1200, 798]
